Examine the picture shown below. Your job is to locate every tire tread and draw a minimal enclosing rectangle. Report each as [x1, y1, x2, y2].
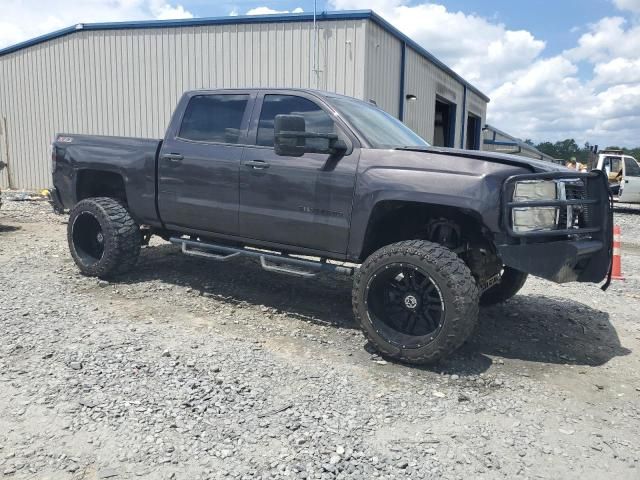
[68, 197, 141, 278]
[352, 240, 479, 364]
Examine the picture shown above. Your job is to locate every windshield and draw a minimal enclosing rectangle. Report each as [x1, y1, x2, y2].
[326, 95, 430, 149]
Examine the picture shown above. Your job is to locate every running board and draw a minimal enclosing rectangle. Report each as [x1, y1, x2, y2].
[170, 237, 354, 278]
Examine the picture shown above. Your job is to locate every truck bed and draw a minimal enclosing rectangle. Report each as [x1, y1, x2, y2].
[52, 134, 162, 226]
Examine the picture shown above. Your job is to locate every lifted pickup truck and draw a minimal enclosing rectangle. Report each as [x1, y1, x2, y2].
[50, 88, 613, 364]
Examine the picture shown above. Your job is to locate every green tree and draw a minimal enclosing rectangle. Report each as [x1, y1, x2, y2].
[532, 140, 640, 164]
[536, 141, 558, 157]
[554, 139, 580, 160]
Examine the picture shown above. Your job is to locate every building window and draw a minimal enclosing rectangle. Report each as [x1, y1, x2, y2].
[466, 113, 481, 150]
[434, 97, 456, 148]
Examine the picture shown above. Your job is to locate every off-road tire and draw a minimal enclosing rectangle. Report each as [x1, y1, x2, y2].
[480, 267, 528, 306]
[68, 197, 141, 278]
[352, 240, 479, 364]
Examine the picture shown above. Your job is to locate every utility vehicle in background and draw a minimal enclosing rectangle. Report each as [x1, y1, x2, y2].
[592, 150, 640, 203]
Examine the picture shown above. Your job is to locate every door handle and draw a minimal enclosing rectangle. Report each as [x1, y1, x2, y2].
[162, 153, 184, 162]
[244, 160, 270, 170]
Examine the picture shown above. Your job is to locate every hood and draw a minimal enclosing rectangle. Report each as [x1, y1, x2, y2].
[396, 146, 568, 173]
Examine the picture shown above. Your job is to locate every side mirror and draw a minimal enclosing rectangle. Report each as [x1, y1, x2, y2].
[274, 114, 347, 157]
[274, 115, 306, 157]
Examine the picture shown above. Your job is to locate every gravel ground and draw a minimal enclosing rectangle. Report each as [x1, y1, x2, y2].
[1, 199, 639, 480]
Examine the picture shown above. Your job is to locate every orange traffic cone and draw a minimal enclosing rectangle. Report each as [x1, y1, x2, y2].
[612, 225, 624, 281]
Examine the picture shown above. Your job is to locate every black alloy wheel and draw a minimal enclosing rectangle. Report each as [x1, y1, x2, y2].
[366, 264, 445, 349]
[71, 211, 106, 267]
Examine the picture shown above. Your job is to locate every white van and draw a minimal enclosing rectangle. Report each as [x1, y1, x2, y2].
[594, 151, 640, 203]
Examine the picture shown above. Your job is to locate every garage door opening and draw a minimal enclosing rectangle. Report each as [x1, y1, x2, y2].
[466, 113, 481, 150]
[434, 98, 456, 147]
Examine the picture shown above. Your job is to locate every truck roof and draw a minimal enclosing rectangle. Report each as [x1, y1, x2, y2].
[187, 87, 351, 98]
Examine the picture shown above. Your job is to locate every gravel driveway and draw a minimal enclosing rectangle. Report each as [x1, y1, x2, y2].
[1, 200, 639, 480]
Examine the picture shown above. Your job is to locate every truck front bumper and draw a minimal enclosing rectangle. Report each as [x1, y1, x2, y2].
[497, 240, 608, 283]
[498, 170, 613, 284]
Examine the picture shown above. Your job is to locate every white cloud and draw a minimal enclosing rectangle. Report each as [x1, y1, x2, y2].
[489, 56, 598, 140]
[0, 0, 193, 49]
[613, 0, 640, 13]
[245, 6, 304, 16]
[593, 57, 640, 86]
[331, 0, 545, 93]
[149, 0, 193, 20]
[328, 0, 640, 147]
[567, 17, 640, 63]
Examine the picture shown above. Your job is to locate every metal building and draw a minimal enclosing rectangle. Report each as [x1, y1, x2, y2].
[0, 10, 489, 190]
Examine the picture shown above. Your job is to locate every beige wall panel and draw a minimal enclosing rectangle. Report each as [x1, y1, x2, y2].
[363, 21, 402, 117]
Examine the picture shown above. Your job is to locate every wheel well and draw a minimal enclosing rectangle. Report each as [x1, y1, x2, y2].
[76, 170, 127, 204]
[360, 201, 492, 261]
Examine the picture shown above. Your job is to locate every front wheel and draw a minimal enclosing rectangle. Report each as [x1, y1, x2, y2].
[352, 240, 479, 364]
[68, 197, 142, 278]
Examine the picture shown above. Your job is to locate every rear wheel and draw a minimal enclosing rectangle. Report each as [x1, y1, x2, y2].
[68, 197, 141, 278]
[480, 267, 528, 306]
[352, 240, 479, 364]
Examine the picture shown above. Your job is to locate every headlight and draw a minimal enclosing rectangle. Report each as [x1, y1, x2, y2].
[511, 180, 559, 233]
[513, 180, 557, 202]
[512, 207, 558, 232]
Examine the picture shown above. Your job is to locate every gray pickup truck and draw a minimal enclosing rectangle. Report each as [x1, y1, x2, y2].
[50, 88, 612, 364]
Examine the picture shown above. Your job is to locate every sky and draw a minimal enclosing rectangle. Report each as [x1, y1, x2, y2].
[1, 0, 639, 147]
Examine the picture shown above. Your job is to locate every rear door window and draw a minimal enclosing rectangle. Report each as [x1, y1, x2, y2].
[179, 94, 249, 144]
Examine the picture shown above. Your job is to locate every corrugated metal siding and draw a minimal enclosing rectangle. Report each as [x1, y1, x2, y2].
[466, 89, 486, 121]
[0, 19, 367, 189]
[363, 20, 401, 117]
[403, 46, 465, 145]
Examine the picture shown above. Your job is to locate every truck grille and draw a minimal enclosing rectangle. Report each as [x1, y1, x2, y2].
[503, 171, 607, 239]
[559, 180, 590, 230]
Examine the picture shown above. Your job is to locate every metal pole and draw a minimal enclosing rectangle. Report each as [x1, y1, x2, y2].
[313, 0, 317, 88]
